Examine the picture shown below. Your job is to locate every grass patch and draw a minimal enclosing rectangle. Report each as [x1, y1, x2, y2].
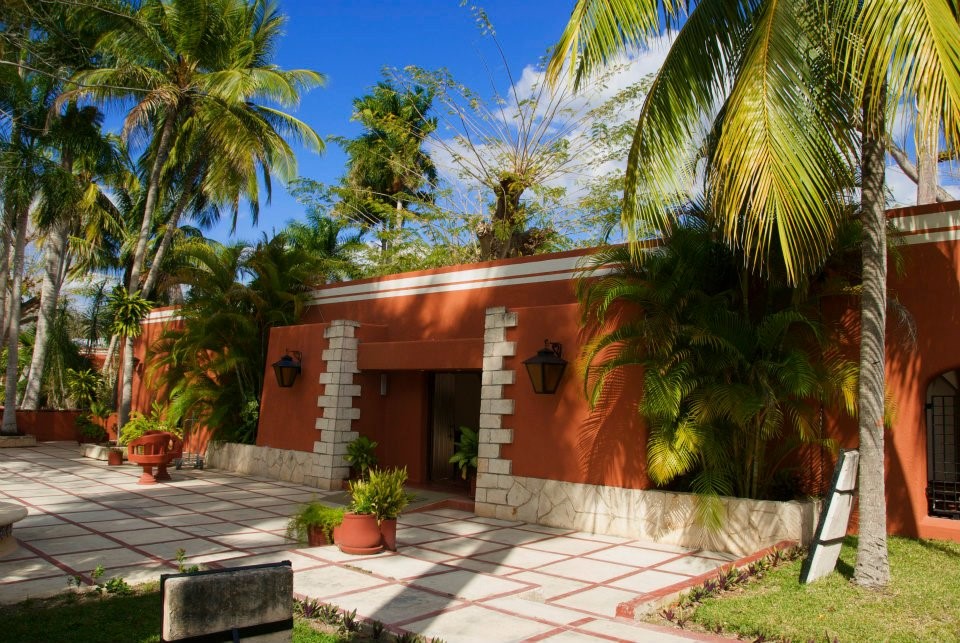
[0, 585, 349, 643]
[682, 536, 960, 642]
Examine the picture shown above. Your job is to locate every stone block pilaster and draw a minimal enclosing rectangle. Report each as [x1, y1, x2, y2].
[312, 320, 361, 489]
[475, 306, 518, 518]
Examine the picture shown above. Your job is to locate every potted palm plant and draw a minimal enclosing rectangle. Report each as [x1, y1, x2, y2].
[449, 426, 479, 497]
[333, 479, 383, 555]
[286, 502, 345, 547]
[367, 467, 414, 551]
[344, 435, 378, 480]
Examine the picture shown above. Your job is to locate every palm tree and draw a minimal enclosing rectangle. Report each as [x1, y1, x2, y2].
[149, 233, 319, 444]
[335, 80, 437, 258]
[580, 216, 856, 526]
[64, 0, 325, 429]
[20, 104, 122, 410]
[549, 0, 960, 589]
[284, 210, 364, 283]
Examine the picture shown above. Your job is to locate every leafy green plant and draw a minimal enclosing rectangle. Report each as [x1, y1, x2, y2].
[448, 427, 478, 479]
[366, 467, 415, 520]
[75, 414, 108, 443]
[347, 478, 375, 515]
[285, 502, 345, 543]
[65, 368, 101, 409]
[344, 435, 378, 479]
[118, 403, 181, 446]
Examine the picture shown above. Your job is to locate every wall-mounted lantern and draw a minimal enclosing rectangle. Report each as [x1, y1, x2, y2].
[523, 340, 567, 394]
[272, 350, 302, 388]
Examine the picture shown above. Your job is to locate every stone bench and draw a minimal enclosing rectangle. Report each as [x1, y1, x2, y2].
[0, 501, 28, 556]
[128, 431, 183, 485]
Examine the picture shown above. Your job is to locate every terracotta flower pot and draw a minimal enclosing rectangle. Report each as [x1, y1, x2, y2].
[380, 518, 397, 551]
[335, 513, 383, 555]
[107, 450, 123, 466]
[306, 525, 332, 547]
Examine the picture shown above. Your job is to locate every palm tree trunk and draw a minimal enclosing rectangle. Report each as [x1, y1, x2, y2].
[142, 164, 200, 298]
[101, 333, 118, 376]
[853, 89, 891, 589]
[1, 207, 29, 435]
[117, 116, 176, 430]
[21, 220, 70, 410]
[0, 221, 12, 342]
[917, 132, 939, 205]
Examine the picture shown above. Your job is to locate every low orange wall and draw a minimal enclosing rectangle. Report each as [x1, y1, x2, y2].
[9, 409, 83, 442]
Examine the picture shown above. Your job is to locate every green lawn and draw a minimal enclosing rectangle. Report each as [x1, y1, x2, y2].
[684, 536, 960, 642]
[0, 584, 342, 643]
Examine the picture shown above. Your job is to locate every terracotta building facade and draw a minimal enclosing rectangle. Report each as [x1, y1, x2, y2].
[132, 202, 960, 553]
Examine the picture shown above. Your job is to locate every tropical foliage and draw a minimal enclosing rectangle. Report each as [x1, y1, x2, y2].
[148, 233, 321, 444]
[550, 0, 960, 589]
[579, 213, 857, 526]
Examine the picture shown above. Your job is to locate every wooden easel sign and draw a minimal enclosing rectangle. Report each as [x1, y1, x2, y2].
[800, 449, 859, 584]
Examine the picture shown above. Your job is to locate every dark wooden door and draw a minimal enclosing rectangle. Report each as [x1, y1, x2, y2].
[430, 372, 481, 482]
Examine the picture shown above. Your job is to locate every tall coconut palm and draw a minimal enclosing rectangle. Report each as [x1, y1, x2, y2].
[64, 0, 325, 429]
[21, 104, 123, 410]
[549, 0, 960, 588]
[336, 80, 438, 256]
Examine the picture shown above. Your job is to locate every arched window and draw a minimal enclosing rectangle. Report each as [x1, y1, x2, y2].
[927, 370, 960, 519]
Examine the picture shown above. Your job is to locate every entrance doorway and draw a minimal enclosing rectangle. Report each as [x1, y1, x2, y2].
[430, 372, 481, 483]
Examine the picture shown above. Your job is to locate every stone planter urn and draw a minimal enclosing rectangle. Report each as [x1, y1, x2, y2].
[332, 513, 382, 555]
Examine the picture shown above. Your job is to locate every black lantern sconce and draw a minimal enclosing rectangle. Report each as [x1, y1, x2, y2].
[523, 340, 567, 394]
[272, 350, 302, 388]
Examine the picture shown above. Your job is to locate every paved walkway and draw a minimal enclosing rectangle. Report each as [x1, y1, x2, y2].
[0, 443, 727, 642]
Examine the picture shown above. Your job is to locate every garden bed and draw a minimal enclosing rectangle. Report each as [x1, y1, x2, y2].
[650, 535, 960, 642]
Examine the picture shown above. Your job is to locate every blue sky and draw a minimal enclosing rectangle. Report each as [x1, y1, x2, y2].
[205, 0, 574, 242]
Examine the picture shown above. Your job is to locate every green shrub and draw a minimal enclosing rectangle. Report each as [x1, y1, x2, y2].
[367, 467, 415, 520]
[286, 502, 345, 543]
[344, 435, 378, 479]
[347, 479, 375, 515]
[448, 426, 478, 479]
[118, 411, 180, 446]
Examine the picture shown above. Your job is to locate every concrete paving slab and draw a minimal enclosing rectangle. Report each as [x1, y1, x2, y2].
[401, 604, 553, 643]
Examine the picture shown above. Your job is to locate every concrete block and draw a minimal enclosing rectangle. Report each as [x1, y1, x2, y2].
[319, 371, 352, 385]
[483, 327, 505, 343]
[326, 337, 358, 350]
[483, 342, 516, 358]
[482, 356, 503, 372]
[476, 472, 499, 489]
[161, 562, 293, 642]
[487, 459, 512, 475]
[478, 413, 503, 429]
[316, 395, 335, 409]
[502, 312, 518, 327]
[478, 444, 501, 459]
[474, 488, 488, 503]
[485, 399, 515, 415]
[485, 306, 507, 316]
[480, 385, 503, 400]
[480, 428, 513, 444]
[483, 370, 515, 386]
[321, 349, 342, 362]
